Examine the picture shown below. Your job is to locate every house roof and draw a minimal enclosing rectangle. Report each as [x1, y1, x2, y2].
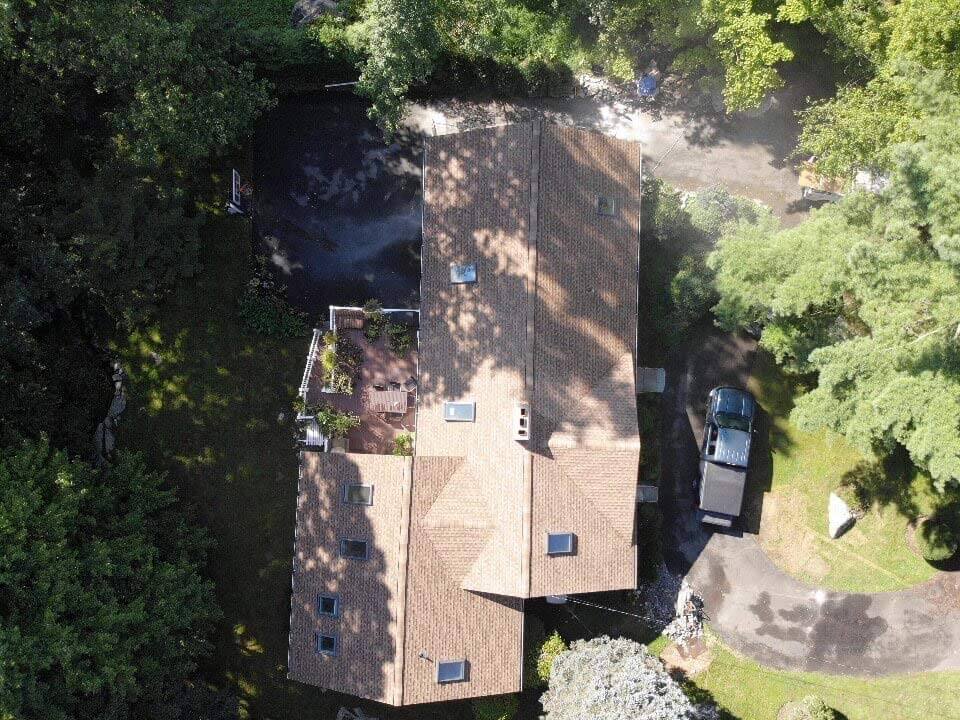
[288, 122, 641, 705]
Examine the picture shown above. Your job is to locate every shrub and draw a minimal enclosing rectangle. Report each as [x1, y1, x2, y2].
[238, 287, 307, 338]
[779, 695, 838, 720]
[686, 187, 765, 241]
[313, 404, 361, 439]
[668, 255, 718, 331]
[919, 514, 959, 563]
[472, 693, 518, 720]
[387, 322, 413, 356]
[238, 257, 307, 338]
[318, 331, 364, 394]
[834, 482, 868, 519]
[536, 631, 567, 687]
[363, 299, 387, 342]
[392, 432, 414, 456]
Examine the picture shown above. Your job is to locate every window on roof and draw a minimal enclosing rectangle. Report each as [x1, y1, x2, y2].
[342, 484, 374, 505]
[436, 659, 468, 684]
[450, 262, 477, 284]
[315, 632, 338, 656]
[317, 593, 339, 617]
[597, 195, 617, 216]
[339, 539, 369, 560]
[546, 532, 576, 556]
[443, 400, 476, 422]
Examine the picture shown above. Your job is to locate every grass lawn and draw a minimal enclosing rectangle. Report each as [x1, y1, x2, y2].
[116, 213, 468, 720]
[747, 352, 941, 593]
[672, 633, 960, 720]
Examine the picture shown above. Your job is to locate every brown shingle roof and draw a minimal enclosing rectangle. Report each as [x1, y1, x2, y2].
[288, 122, 641, 705]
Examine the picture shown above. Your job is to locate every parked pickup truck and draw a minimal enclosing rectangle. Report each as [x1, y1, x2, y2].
[697, 387, 756, 528]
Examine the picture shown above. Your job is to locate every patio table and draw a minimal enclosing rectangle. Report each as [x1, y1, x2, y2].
[369, 389, 407, 414]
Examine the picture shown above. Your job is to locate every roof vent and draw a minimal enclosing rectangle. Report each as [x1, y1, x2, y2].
[513, 402, 530, 442]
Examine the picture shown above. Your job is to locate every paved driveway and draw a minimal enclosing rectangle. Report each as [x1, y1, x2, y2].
[660, 325, 960, 676]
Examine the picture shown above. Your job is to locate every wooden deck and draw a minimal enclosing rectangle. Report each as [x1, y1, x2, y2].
[305, 328, 417, 455]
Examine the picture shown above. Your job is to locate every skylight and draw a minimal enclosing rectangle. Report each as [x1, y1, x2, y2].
[546, 532, 576, 555]
[450, 262, 477, 284]
[597, 195, 617, 216]
[315, 632, 338, 656]
[342, 484, 374, 505]
[443, 401, 476, 422]
[436, 659, 468, 683]
[339, 539, 369, 560]
[317, 593, 339, 617]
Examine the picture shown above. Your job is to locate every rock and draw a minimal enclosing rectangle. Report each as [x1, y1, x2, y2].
[828, 491, 856, 539]
[108, 393, 127, 418]
[290, 0, 337, 27]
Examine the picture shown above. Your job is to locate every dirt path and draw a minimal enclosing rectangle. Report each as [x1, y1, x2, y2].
[660, 326, 960, 676]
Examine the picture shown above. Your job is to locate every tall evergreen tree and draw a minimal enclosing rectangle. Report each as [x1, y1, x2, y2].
[0, 439, 219, 720]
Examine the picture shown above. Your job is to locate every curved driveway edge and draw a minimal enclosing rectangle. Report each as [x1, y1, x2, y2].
[661, 325, 960, 676]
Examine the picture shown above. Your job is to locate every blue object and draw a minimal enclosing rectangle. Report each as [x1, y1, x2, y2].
[638, 74, 658, 97]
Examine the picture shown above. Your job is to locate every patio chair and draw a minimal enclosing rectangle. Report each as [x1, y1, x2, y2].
[388, 381, 402, 391]
[403, 376, 417, 392]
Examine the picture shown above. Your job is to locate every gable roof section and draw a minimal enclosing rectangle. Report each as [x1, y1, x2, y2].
[287, 452, 411, 704]
[416, 122, 641, 600]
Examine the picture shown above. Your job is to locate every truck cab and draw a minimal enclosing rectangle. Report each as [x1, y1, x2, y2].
[698, 387, 756, 527]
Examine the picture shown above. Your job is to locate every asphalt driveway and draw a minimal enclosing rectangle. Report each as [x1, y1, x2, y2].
[661, 325, 960, 676]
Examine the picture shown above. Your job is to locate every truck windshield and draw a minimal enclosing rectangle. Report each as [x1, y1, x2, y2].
[715, 412, 750, 432]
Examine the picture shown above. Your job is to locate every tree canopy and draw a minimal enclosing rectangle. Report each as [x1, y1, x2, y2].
[709, 80, 960, 487]
[0, 0, 272, 451]
[0, 439, 219, 720]
[540, 636, 717, 720]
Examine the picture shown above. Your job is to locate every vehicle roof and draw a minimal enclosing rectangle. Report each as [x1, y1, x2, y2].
[712, 386, 756, 419]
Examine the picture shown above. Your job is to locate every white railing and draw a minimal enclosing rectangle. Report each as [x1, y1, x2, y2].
[298, 327, 322, 398]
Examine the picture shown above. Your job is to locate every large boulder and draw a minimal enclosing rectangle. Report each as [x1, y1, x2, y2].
[290, 0, 337, 27]
[828, 492, 856, 539]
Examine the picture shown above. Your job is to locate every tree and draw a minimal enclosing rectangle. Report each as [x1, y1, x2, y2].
[540, 636, 717, 720]
[789, 0, 960, 175]
[0, 439, 219, 720]
[709, 82, 960, 487]
[357, 0, 440, 135]
[0, 0, 273, 449]
[701, 0, 793, 110]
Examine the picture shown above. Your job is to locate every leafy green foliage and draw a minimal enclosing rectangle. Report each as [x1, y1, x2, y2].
[791, 0, 960, 174]
[710, 87, 960, 487]
[319, 331, 364, 393]
[392, 432, 414, 455]
[358, 0, 441, 134]
[780, 695, 840, 720]
[237, 259, 307, 339]
[313, 403, 362, 438]
[472, 693, 518, 720]
[363, 299, 388, 341]
[0, 438, 218, 720]
[0, 0, 273, 449]
[387, 322, 413, 356]
[702, 0, 793, 110]
[537, 631, 568, 686]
